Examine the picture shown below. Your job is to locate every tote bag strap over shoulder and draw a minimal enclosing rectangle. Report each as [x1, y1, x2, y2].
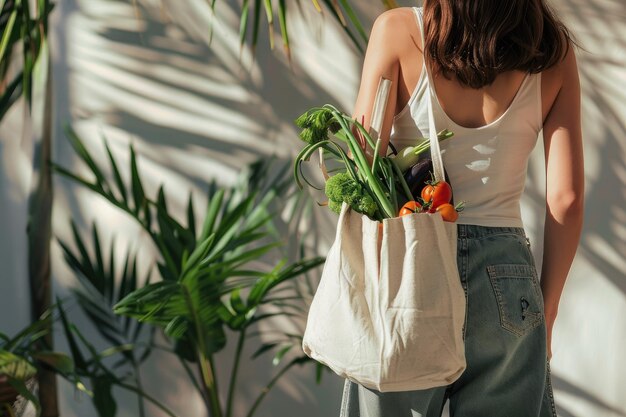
[318, 7, 446, 184]
[414, 6, 446, 183]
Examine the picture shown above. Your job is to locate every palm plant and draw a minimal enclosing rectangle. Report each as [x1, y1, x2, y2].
[0, 0, 53, 120]
[55, 299, 176, 417]
[0, 309, 82, 417]
[212, 0, 398, 59]
[51, 128, 325, 417]
[1, 1, 398, 415]
[0, 302, 172, 417]
[57, 221, 154, 417]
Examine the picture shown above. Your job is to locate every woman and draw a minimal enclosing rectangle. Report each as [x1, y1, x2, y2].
[342, 1, 584, 416]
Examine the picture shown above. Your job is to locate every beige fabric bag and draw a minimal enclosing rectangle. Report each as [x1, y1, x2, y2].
[302, 69, 467, 392]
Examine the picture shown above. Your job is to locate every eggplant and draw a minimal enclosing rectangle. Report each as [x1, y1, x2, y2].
[403, 157, 454, 204]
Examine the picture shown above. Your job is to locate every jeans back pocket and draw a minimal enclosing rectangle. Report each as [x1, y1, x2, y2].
[487, 264, 544, 337]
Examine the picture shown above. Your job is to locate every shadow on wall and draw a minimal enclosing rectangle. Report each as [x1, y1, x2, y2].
[51, 0, 391, 416]
[522, 0, 626, 416]
[49, 0, 626, 416]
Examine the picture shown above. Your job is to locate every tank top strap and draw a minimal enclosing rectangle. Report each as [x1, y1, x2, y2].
[412, 7, 424, 44]
[409, 5, 541, 133]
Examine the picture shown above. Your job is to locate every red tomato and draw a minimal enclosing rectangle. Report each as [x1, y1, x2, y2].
[428, 181, 452, 209]
[436, 203, 459, 222]
[421, 185, 434, 203]
[399, 201, 422, 216]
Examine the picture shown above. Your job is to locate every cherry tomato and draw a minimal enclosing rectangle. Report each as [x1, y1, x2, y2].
[421, 185, 434, 203]
[399, 201, 422, 216]
[422, 181, 452, 209]
[436, 203, 459, 222]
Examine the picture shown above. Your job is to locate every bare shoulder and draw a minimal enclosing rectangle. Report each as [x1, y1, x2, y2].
[371, 7, 421, 56]
[540, 40, 580, 124]
[374, 6, 416, 25]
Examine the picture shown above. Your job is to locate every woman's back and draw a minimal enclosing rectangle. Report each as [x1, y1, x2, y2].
[389, 6, 561, 227]
[388, 7, 564, 134]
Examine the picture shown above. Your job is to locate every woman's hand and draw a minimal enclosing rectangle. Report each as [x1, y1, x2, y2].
[544, 308, 558, 360]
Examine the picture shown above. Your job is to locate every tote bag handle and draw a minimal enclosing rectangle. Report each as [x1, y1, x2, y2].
[417, 7, 446, 183]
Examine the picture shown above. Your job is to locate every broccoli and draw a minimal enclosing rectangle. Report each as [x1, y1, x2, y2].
[325, 172, 378, 218]
[295, 107, 341, 144]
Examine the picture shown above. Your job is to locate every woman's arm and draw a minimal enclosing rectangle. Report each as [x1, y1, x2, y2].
[540, 44, 585, 359]
[350, 9, 405, 160]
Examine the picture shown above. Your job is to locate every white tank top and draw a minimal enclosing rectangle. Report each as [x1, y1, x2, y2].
[390, 6, 543, 228]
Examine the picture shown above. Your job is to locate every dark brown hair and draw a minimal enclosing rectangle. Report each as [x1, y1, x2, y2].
[423, 0, 580, 88]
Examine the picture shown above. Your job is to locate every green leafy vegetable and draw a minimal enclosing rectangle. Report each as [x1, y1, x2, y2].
[324, 172, 377, 217]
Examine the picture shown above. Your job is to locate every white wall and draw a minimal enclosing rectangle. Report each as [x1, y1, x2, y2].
[1, 0, 624, 416]
[521, 1, 626, 416]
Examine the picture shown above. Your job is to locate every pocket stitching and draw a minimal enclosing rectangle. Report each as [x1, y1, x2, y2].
[487, 264, 543, 337]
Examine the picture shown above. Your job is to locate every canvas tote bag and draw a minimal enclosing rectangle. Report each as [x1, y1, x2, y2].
[302, 66, 467, 392]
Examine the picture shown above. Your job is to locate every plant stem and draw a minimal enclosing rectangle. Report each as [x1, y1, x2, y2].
[180, 356, 208, 407]
[225, 329, 246, 417]
[197, 351, 222, 417]
[390, 159, 413, 201]
[132, 360, 146, 417]
[117, 381, 177, 417]
[245, 359, 300, 417]
[143, 342, 207, 404]
[181, 286, 223, 417]
[330, 111, 395, 217]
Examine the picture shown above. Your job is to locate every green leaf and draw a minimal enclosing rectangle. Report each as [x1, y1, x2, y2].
[107, 236, 116, 305]
[129, 143, 146, 215]
[199, 185, 223, 242]
[251, 0, 262, 54]
[338, 0, 367, 42]
[32, 351, 74, 374]
[50, 161, 102, 194]
[104, 138, 128, 204]
[68, 221, 97, 285]
[277, 0, 289, 59]
[239, 0, 251, 50]
[64, 125, 108, 187]
[187, 192, 196, 240]
[98, 344, 134, 360]
[181, 234, 215, 278]
[91, 222, 108, 298]
[262, 0, 274, 50]
[272, 344, 293, 366]
[248, 257, 324, 306]
[0, 7, 18, 64]
[2, 310, 51, 352]
[319, 0, 364, 54]
[229, 287, 247, 315]
[164, 316, 188, 340]
[114, 281, 181, 324]
[0, 350, 37, 380]
[92, 375, 117, 417]
[0, 72, 23, 121]
[250, 342, 280, 359]
[316, 362, 324, 384]
[248, 311, 298, 326]
[57, 298, 87, 371]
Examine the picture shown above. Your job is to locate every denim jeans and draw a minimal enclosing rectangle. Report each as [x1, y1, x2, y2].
[339, 225, 557, 417]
